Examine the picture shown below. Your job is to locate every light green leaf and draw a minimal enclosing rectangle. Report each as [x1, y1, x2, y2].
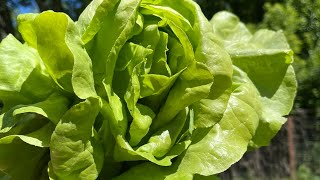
[113, 163, 177, 180]
[189, 4, 233, 130]
[0, 93, 69, 134]
[100, 98, 128, 138]
[250, 66, 297, 147]
[123, 61, 155, 146]
[114, 160, 217, 180]
[140, 4, 195, 69]
[0, 34, 55, 111]
[90, 0, 141, 146]
[113, 135, 190, 167]
[76, 0, 120, 44]
[137, 107, 188, 158]
[167, 36, 185, 75]
[90, 0, 141, 84]
[27, 12, 73, 91]
[50, 98, 103, 180]
[19, 11, 97, 99]
[139, 70, 182, 99]
[149, 31, 171, 76]
[210, 11, 297, 147]
[113, 42, 153, 97]
[17, 13, 38, 48]
[115, 67, 261, 178]
[0, 122, 55, 147]
[175, 67, 261, 176]
[152, 62, 213, 130]
[13, 93, 70, 124]
[209, 11, 252, 48]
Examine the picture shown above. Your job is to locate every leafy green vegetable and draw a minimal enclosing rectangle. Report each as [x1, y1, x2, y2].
[210, 11, 297, 147]
[0, 1, 296, 179]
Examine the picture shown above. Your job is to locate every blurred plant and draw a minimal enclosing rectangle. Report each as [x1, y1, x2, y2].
[297, 164, 320, 180]
[194, 0, 266, 23]
[311, 142, 320, 174]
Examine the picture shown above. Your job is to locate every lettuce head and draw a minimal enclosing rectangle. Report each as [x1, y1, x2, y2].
[0, 0, 296, 179]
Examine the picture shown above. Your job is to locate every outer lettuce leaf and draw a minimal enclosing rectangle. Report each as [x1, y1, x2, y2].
[49, 98, 103, 180]
[17, 11, 97, 99]
[76, 0, 120, 44]
[17, 13, 38, 48]
[174, 67, 261, 176]
[12, 93, 70, 124]
[187, 2, 234, 130]
[0, 34, 55, 111]
[0, 122, 55, 148]
[0, 93, 69, 134]
[210, 11, 297, 147]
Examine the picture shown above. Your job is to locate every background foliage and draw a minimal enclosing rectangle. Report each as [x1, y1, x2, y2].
[0, 0, 319, 179]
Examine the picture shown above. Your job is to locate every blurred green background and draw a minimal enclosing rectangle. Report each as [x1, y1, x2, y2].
[0, 0, 319, 179]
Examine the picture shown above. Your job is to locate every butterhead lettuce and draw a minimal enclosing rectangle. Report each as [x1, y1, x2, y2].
[0, 0, 296, 179]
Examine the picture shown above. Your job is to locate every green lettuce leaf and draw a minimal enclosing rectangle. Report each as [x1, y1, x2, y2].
[18, 11, 97, 99]
[76, 0, 120, 44]
[49, 97, 103, 180]
[210, 11, 297, 147]
[0, 93, 69, 134]
[0, 34, 55, 111]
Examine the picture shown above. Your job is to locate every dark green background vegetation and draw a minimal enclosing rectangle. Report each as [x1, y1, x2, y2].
[1, 0, 319, 179]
